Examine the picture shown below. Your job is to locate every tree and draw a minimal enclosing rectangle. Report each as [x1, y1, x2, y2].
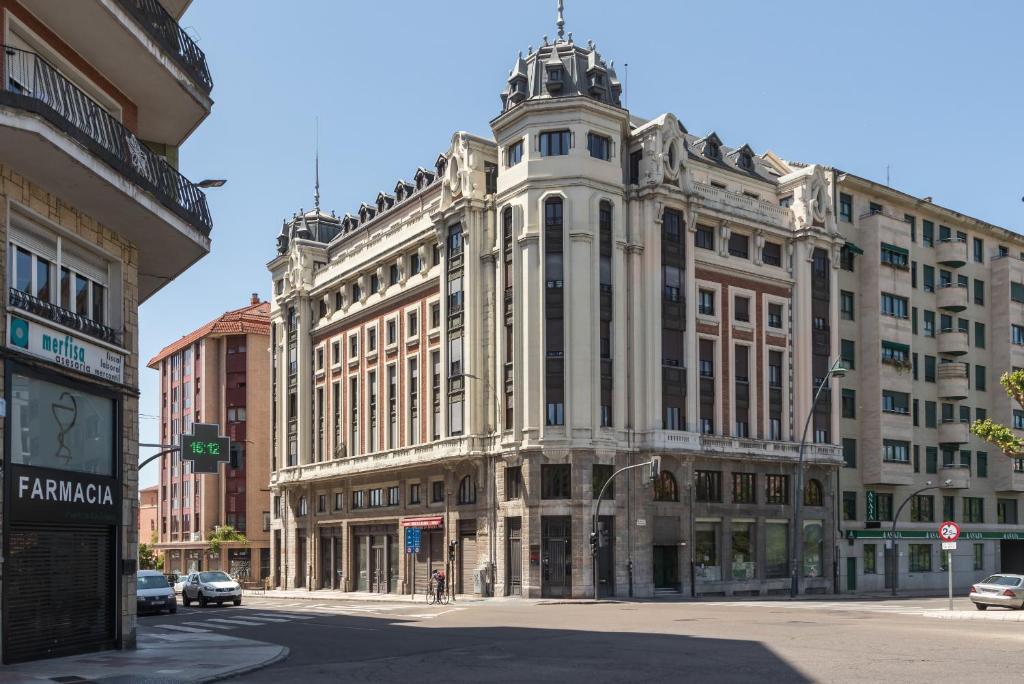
[207, 525, 248, 556]
[971, 370, 1024, 456]
[138, 534, 162, 570]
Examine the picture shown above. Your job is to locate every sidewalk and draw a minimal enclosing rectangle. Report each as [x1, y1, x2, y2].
[0, 630, 287, 683]
[250, 587, 488, 603]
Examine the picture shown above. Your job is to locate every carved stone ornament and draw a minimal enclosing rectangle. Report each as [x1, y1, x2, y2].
[718, 221, 731, 257]
[641, 133, 662, 186]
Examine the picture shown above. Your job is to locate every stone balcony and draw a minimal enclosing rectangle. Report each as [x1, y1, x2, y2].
[692, 181, 794, 230]
[938, 420, 970, 445]
[937, 283, 969, 312]
[937, 238, 968, 267]
[939, 464, 971, 489]
[938, 330, 969, 356]
[992, 456, 1024, 493]
[937, 362, 969, 399]
[270, 436, 471, 484]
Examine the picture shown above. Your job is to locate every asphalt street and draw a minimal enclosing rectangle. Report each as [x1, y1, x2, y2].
[138, 595, 1024, 683]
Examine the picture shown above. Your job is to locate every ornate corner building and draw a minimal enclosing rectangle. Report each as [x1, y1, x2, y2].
[267, 16, 854, 600]
[0, 0, 214, 662]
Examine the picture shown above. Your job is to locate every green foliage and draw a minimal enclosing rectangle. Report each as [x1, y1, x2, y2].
[138, 541, 162, 570]
[971, 370, 1024, 457]
[207, 525, 248, 555]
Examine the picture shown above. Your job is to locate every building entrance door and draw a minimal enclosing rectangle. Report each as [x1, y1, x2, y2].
[653, 545, 680, 590]
[295, 533, 306, 588]
[320, 535, 333, 589]
[371, 543, 386, 593]
[506, 517, 522, 596]
[1001, 540, 1024, 573]
[846, 556, 857, 592]
[260, 548, 271, 583]
[541, 516, 571, 598]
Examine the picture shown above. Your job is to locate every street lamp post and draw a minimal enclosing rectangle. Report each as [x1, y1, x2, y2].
[791, 358, 846, 599]
[889, 480, 952, 596]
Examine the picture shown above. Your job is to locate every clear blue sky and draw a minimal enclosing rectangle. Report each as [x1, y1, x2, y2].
[138, 0, 1024, 487]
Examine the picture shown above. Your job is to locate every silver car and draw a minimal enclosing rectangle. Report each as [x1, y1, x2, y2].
[137, 570, 177, 615]
[181, 570, 242, 608]
[969, 574, 1024, 610]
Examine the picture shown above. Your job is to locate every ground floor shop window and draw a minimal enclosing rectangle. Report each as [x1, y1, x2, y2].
[802, 521, 823, 578]
[765, 522, 788, 578]
[909, 544, 932, 572]
[863, 544, 876, 574]
[694, 522, 721, 581]
[731, 522, 755, 580]
[974, 543, 984, 571]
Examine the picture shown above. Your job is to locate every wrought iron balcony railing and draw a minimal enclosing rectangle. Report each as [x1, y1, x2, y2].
[1, 44, 212, 235]
[116, 0, 213, 93]
[9, 287, 122, 346]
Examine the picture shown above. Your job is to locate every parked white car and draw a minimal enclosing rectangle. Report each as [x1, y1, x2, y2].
[969, 574, 1024, 610]
[181, 571, 242, 607]
[137, 570, 177, 615]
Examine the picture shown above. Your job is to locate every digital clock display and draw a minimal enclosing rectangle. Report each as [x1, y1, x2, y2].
[180, 423, 230, 473]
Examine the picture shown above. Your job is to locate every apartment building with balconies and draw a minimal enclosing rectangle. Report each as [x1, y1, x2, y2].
[267, 12, 847, 600]
[147, 296, 271, 582]
[835, 175, 1024, 594]
[0, 0, 214, 662]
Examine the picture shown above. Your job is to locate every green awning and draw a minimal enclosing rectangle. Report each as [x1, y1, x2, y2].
[880, 242, 909, 257]
[846, 529, 1024, 541]
[882, 340, 910, 353]
[843, 242, 864, 255]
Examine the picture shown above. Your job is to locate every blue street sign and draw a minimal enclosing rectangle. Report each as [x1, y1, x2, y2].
[405, 526, 422, 553]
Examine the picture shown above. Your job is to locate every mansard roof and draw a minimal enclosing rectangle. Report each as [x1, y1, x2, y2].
[499, 37, 622, 114]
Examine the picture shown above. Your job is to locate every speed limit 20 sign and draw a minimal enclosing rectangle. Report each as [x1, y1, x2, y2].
[938, 521, 961, 542]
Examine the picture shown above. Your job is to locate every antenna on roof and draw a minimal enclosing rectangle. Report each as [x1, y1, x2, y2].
[886, 164, 890, 187]
[556, 0, 565, 41]
[313, 117, 321, 212]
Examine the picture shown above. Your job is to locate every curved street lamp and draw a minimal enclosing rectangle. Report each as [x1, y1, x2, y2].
[791, 358, 847, 599]
[889, 479, 953, 596]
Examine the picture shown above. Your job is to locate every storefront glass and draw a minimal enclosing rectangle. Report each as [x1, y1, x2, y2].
[766, 521, 789, 579]
[695, 522, 721, 581]
[802, 520, 824, 578]
[9, 372, 114, 476]
[731, 522, 756, 581]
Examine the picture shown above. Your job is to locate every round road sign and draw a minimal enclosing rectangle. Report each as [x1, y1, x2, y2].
[939, 521, 960, 542]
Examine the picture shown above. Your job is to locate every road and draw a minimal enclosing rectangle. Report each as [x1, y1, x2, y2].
[138, 595, 1024, 682]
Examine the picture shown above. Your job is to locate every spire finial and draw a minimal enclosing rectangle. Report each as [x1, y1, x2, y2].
[313, 117, 321, 212]
[556, 0, 565, 41]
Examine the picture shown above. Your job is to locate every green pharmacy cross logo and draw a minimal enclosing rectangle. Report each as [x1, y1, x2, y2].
[180, 423, 231, 473]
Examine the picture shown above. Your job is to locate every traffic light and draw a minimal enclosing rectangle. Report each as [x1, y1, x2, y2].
[448, 540, 457, 562]
[589, 531, 598, 556]
[649, 456, 661, 482]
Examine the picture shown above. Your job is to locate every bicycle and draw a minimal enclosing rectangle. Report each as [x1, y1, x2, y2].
[426, 577, 449, 605]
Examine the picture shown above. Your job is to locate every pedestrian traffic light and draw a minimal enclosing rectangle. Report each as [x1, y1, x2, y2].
[649, 456, 661, 482]
[589, 531, 598, 556]
[448, 539, 457, 562]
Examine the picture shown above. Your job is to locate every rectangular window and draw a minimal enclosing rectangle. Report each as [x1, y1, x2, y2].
[842, 389, 856, 418]
[387, 486, 399, 506]
[695, 225, 714, 250]
[964, 497, 985, 524]
[732, 472, 756, 504]
[973, 237, 984, 263]
[976, 365, 987, 391]
[592, 464, 615, 499]
[877, 493, 894, 522]
[695, 470, 722, 503]
[841, 339, 855, 370]
[998, 498, 1019, 525]
[843, 438, 857, 468]
[432, 481, 445, 503]
[926, 447, 938, 474]
[880, 292, 909, 318]
[840, 291, 854, 321]
[944, 496, 955, 521]
[762, 241, 782, 266]
[839, 193, 852, 222]
[409, 484, 421, 505]
[1013, 325, 1024, 346]
[587, 132, 611, 160]
[734, 296, 750, 323]
[974, 278, 985, 305]
[882, 439, 910, 462]
[923, 310, 935, 337]
[768, 303, 783, 329]
[843, 491, 857, 521]
[505, 465, 522, 500]
[925, 355, 936, 382]
[698, 290, 715, 316]
[506, 139, 523, 166]
[909, 545, 932, 572]
[541, 464, 571, 499]
[728, 233, 749, 259]
[923, 264, 935, 292]
[882, 391, 910, 415]
[910, 495, 934, 522]
[975, 322, 985, 349]
[539, 130, 571, 156]
[922, 220, 934, 246]
[765, 474, 790, 505]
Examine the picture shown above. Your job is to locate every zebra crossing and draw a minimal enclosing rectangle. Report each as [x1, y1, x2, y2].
[142, 599, 462, 636]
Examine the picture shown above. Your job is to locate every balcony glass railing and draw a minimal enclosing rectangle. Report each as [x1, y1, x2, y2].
[115, 0, 213, 93]
[2, 45, 212, 235]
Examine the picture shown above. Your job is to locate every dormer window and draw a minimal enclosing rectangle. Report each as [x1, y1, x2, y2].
[549, 67, 562, 82]
[706, 141, 720, 159]
[545, 64, 564, 93]
[738, 153, 753, 170]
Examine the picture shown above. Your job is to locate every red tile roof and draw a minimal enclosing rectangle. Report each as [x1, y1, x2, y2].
[146, 300, 270, 368]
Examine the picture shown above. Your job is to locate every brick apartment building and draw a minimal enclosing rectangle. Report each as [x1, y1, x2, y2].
[148, 296, 272, 582]
[138, 484, 158, 546]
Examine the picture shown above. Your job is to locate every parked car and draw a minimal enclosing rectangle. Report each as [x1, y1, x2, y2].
[137, 570, 177, 615]
[969, 574, 1024, 610]
[181, 570, 242, 607]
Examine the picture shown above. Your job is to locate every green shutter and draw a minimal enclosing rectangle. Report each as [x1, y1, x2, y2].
[843, 242, 864, 255]
[882, 340, 910, 353]
[880, 242, 909, 257]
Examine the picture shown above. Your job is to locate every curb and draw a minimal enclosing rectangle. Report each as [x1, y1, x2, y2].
[250, 592, 486, 605]
[196, 645, 290, 683]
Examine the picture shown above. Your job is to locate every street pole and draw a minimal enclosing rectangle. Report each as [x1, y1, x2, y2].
[592, 459, 658, 599]
[889, 484, 940, 597]
[791, 358, 845, 599]
[948, 549, 954, 611]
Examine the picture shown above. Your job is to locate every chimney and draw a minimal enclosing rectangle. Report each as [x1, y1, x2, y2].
[251, 292, 259, 305]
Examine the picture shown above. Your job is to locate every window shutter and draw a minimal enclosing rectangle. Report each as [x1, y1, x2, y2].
[63, 247, 108, 285]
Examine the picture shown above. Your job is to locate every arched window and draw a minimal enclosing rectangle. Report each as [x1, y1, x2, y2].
[653, 470, 679, 502]
[457, 475, 475, 505]
[803, 479, 823, 507]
